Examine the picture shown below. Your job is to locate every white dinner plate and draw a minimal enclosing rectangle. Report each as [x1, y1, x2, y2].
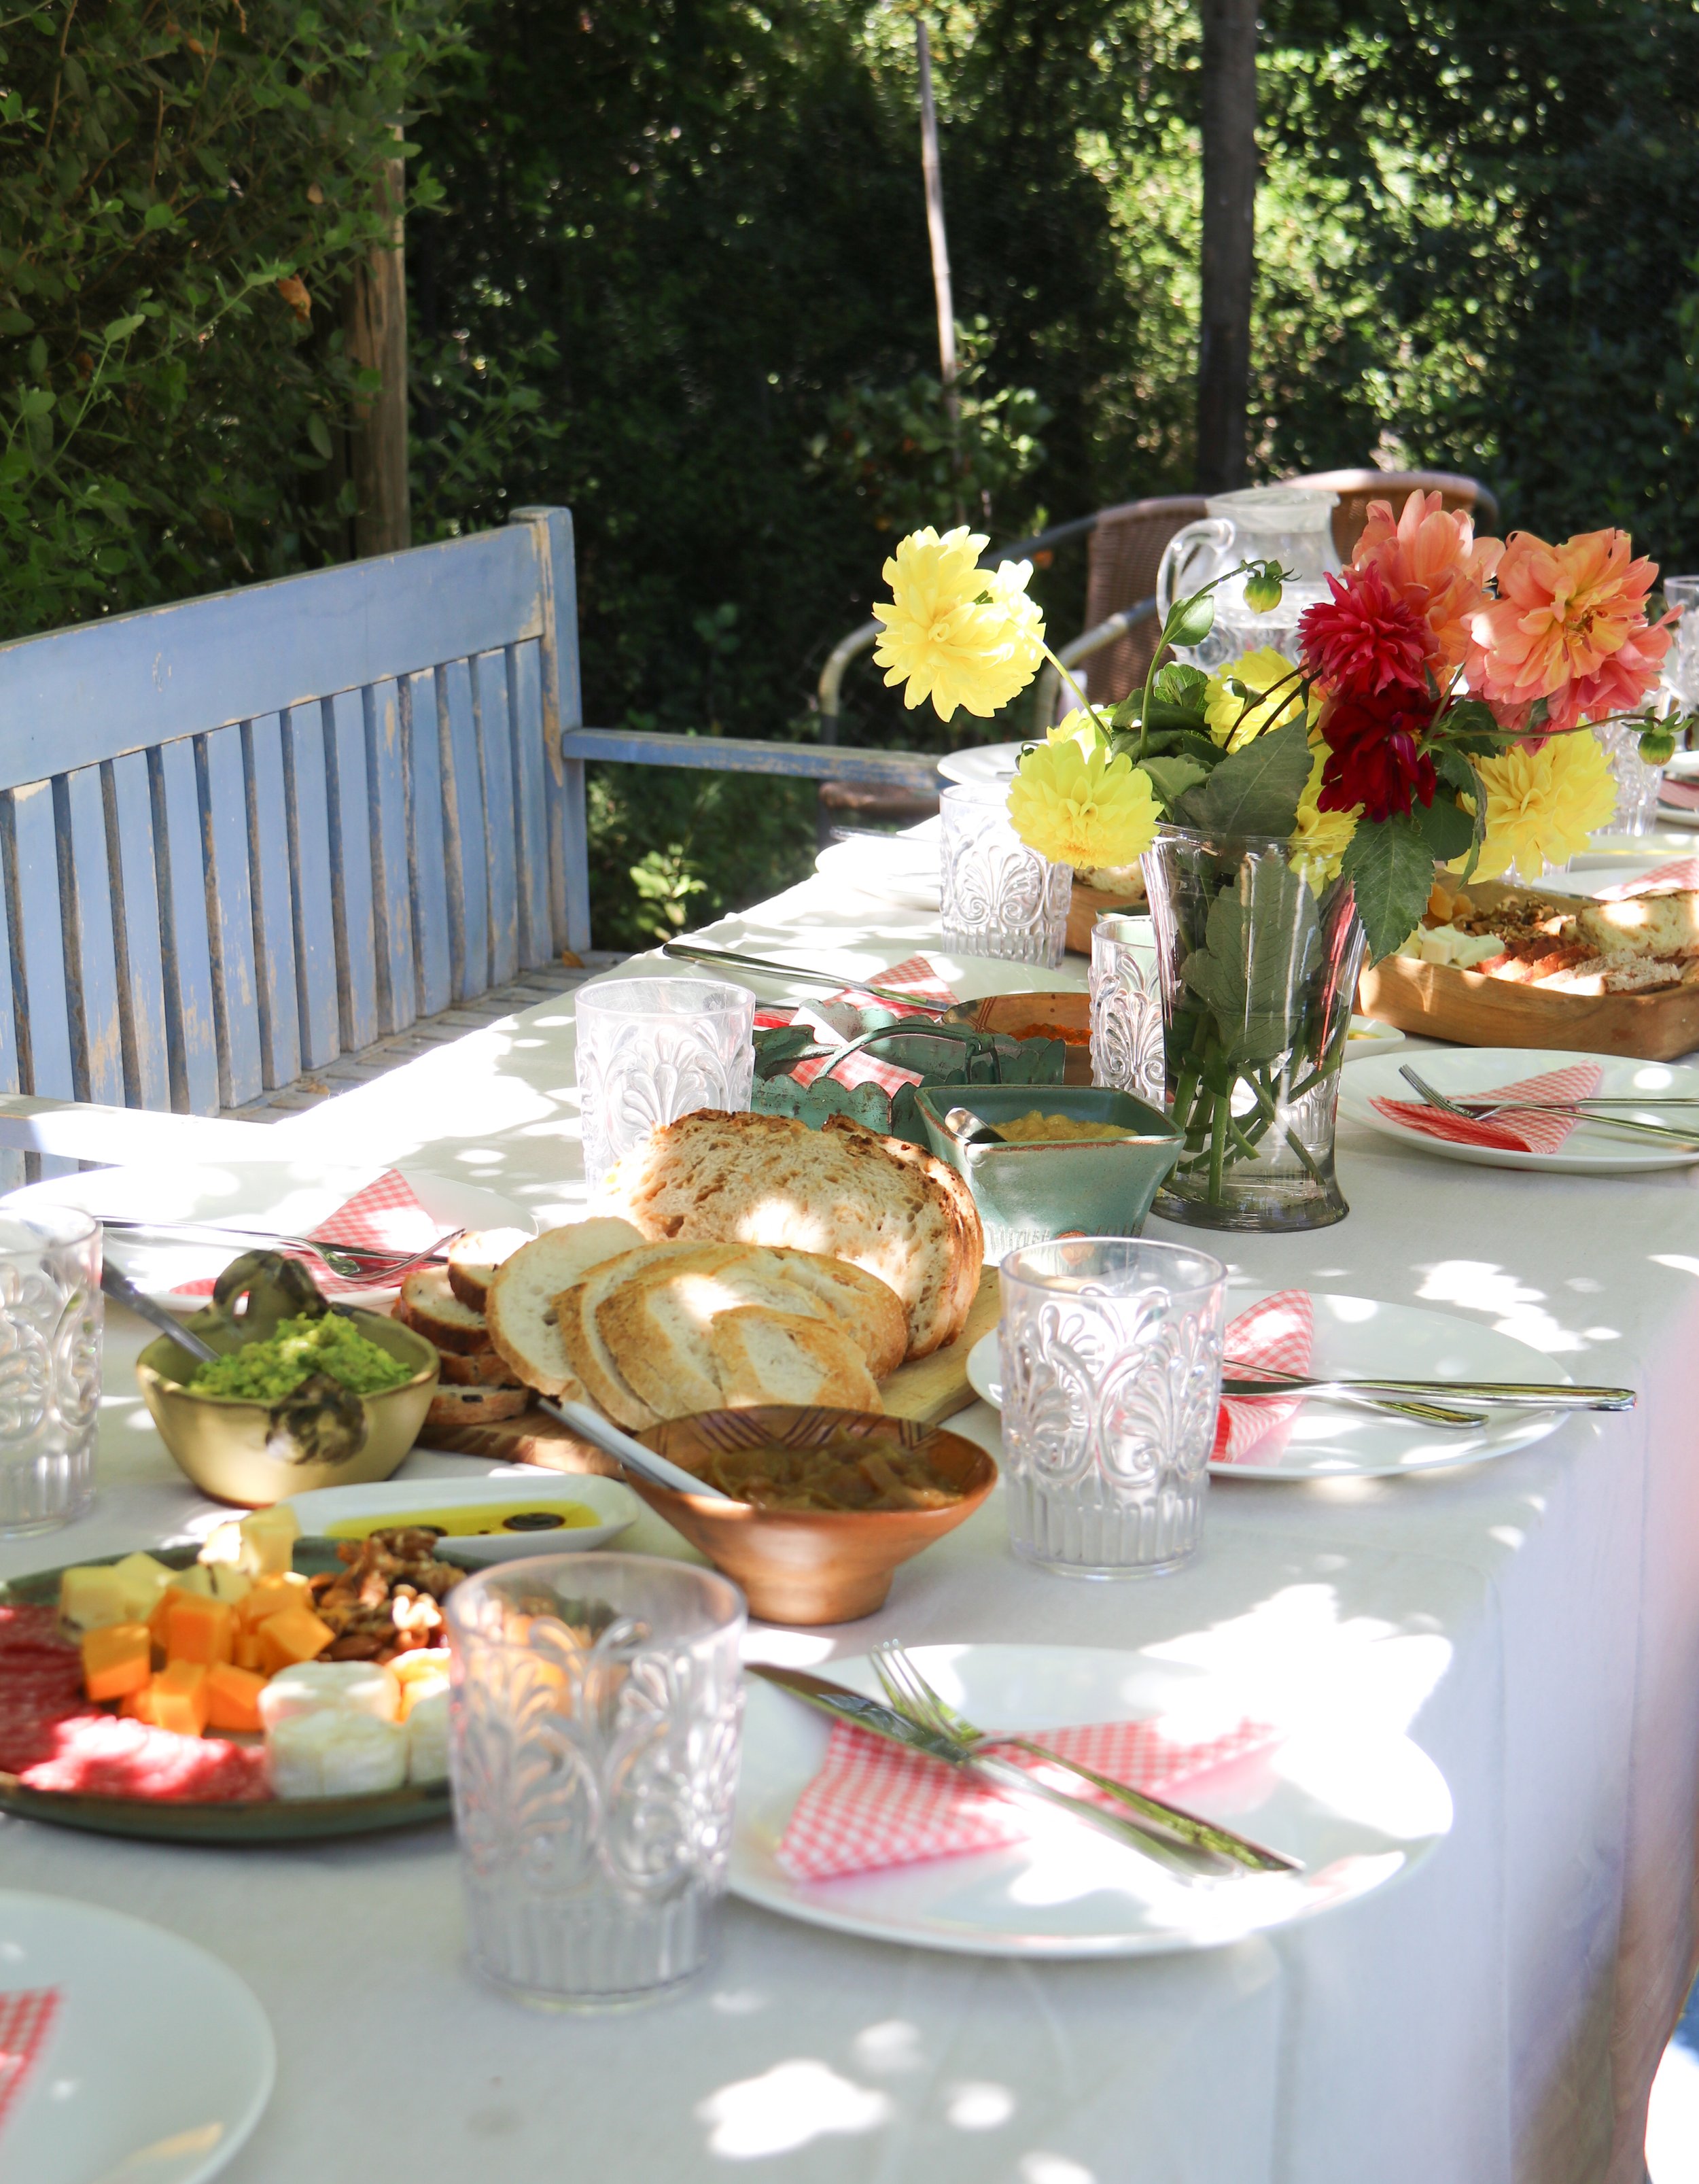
[1344, 1013, 1405, 1057]
[1537, 858, 1689, 898]
[0, 1891, 274, 2184]
[936, 742, 1026, 784]
[814, 833, 941, 913]
[1568, 829, 1699, 870]
[965, 1288, 1575, 1480]
[283, 1472, 640, 1563]
[4, 1160, 533, 1305]
[1340, 1047, 1699, 1173]
[730, 1644, 1451, 1958]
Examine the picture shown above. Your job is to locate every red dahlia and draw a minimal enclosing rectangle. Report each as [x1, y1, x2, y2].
[1316, 688, 1439, 822]
[1299, 565, 1433, 697]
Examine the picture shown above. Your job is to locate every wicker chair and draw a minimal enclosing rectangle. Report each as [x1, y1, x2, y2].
[1077, 496, 1208, 707]
[1288, 468, 1502, 564]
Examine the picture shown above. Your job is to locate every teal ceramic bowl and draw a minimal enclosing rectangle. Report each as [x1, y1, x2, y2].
[915, 1084, 1183, 1260]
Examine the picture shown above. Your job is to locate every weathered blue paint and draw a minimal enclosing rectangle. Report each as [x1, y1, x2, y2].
[507, 640, 552, 969]
[194, 725, 263, 1109]
[402, 668, 452, 1019]
[438, 659, 489, 1005]
[6, 781, 75, 1100]
[364, 678, 416, 1036]
[241, 715, 302, 1092]
[558, 727, 942, 791]
[105, 751, 171, 1109]
[324, 689, 379, 1054]
[512, 508, 579, 954]
[474, 650, 520, 988]
[150, 737, 221, 1115]
[281, 705, 340, 1072]
[55, 767, 125, 1106]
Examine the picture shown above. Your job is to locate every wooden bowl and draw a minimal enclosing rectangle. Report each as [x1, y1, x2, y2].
[629, 1408, 997, 1625]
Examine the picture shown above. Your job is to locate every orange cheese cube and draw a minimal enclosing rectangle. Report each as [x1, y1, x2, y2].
[164, 1594, 234, 1667]
[147, 1661, 210, 1736]
[204, 1662, 268, 1733]
[233, 1627, 266, 1672]
[235, 1572, 312, 1629]
[256, 1606, 336, 1675]
[81, 1622, 152, 1703]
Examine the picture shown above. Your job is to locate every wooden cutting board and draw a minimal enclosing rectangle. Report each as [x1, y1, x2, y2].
[416, 1266, 1002, 1477]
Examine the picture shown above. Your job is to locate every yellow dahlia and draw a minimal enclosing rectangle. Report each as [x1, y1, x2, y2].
[1007, 735, 1159, 870]
[1289, 737, 1359, 892]
[871, 527, 1046, 722]
[1459, 731, 1617, 880]
[1204, 646, 1314, 752]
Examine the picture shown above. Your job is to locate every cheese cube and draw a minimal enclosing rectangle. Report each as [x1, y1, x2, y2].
[148, 1583, 209, 1652]
[393, 1648, 451, 1721]
[164, 1594, 235, 1667]
[205, 1663, 268, 1733]
[147, 1661, 210, 1736]
[233, 1629, 266, 1673]
[257, 1659, 400, 1729]
[234, 1572, 312, 1629]
[268, 1708, 406, 1799]
[406, 1690, 449, 1785]
[81, 1622, 152, 1702]
[109, 1551, 177, 1622]
[207, 1565, 252, 1607]
[198, 1518, 247, 1567]
[59, 1565, 129, 1632]
[239, 1506, 301, 1576]
[256, 1606, 336, 1676]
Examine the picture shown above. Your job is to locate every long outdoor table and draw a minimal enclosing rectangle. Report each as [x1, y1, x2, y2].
[3, 864, 1697, 2184]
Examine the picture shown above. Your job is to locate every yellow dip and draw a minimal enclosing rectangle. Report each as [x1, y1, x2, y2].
[994, 1112, 1136, 1145]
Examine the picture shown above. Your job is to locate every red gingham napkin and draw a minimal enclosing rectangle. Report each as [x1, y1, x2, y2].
[1658, 778, 1699, 812]
[777, 1714, 1276, 1882]
[1594, 856, 1699, 899]
[0, 1988, 60, 2141]
[171, 1169, 444, 1296]
[1370, 1063, 1604, 1154]
[1213, 1289, 1314, 1466]
[754, 956, 958, 1097]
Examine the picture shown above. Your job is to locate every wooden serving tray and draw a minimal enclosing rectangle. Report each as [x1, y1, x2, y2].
[1357, 881, 1699, 1062]
[419, 1267, 1003, 1475]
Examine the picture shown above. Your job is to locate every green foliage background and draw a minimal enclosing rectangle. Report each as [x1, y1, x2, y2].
[9, 0, 1699, 953]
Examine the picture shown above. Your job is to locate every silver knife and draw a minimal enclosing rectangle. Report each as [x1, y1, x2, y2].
[748, 1663, 1280, 1876]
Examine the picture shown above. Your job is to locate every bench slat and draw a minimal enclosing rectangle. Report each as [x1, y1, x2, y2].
[403, 668, 452, 1018]
[56, 767, 125, 1106]
[508, 640, 552, 970]
[476, 650, 520, 987]
[5, 781, 75, 1100]
[325, 689, 379, 1054]
[105, 752, 171, 1109]
[365, 678, 415, 1035]
[150, 738, 220, 1114]
[241, 716, 301, 1092]
[282, 704, 341, 1071]
[439, 659, 489, 1004]
[197, 725, 263, 1109]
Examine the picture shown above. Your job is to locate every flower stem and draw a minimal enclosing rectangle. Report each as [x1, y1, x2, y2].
[1039, 645, 1099, 732]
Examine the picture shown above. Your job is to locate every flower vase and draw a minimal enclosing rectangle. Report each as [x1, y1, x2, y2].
[1142, 827, 1366, 1232]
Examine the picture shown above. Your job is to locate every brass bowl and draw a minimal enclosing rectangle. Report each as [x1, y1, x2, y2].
[135, 1253, 440, 1505]
[630, 1407, 996, 1625]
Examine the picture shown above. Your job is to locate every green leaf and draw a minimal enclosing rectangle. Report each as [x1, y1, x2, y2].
[17, 385, 53, 417]
[306, 412, 333, 459]
[1413, 794, 1475, 862]
[1138, 755, 1210, 810]
[1340, 815, 1436, 963]
[142, 200, 175, 232]
[101, 313, 144, 343]
[1153, 663, 1210, 710]
[1166, 590, 1216, 650]
[1187, 716, 1311, 840]
[1178, 858, 1322, 1068]
[0, 311, 33, 336]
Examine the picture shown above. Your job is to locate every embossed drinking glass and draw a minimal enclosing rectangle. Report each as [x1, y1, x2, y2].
[998, 1238, 1227, 1578]
[445, 1552, 746, 2010]
[1089, 913, 1165, 1103]
[0, 1208, 102, 1538]
[1594, 719, 1665, 835]
[939, 782, 1072, 967]
[576, 977, 755, 1194]
[1666, 576, 1699, 708]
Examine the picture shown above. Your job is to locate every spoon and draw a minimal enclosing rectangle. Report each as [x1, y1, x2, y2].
[943, 1105, 1004, 1147]
[100, 1262, 220, 1364]
[539, 1399, 736, 1502]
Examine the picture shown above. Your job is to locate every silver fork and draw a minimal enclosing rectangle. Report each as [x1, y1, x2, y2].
[870, 1641, 1300, 1874]
[1398, 1064, 1699, 1151]
[98, 1219, 463, 1284]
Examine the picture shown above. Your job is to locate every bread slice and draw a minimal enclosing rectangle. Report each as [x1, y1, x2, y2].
[553, 1243, 713, 1428]
[439, 1348, 529, 1389]
[597, 1245, 843, 1420]
[1576, 892, 1699, 958]
[483, 1218, 646, 1400]
[425, 1385, 531, 1429]
[396, 1268, 490, 1355]
[706, 1308, 883, 1412]
[605, 1110, 982, 1359]
[762, 1247, 907, 1380]
[446, 1228, 532, 1310]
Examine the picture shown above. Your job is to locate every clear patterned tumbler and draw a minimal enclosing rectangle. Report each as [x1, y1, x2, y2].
[577, 977, 755, 1194]
[1089, 913, 1165, 1103]
[0, 1207, 102, 1538]
[445, 1553, 746, 2009]
[998, 1238, 1227, 1578]
[939, 782, 1072, 967]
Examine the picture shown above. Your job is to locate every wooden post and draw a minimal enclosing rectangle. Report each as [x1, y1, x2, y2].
[344, 145, 410, 557]
[915, 18, 958, 432]
[1197, 0, 1258, 494]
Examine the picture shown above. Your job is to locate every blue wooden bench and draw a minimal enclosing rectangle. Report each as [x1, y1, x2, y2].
[0, 508, 938, 1157]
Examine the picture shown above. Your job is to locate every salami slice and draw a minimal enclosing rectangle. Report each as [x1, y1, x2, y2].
[18, 1716, 269, 1803]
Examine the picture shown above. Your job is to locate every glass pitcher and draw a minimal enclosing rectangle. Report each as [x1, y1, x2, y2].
[1155, 485, 1342, 672]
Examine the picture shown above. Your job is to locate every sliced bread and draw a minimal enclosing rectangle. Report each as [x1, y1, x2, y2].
[426, 1385, 532, 1429]
[446, 1227, 533, 1310]
[396, 1268, 491, 1355]
[605, 1109, 983, 1359]
[763, 1247, 908, 1380]
[598, 1245, 839, 1420]
[706, 1308, 883, 1412]
[483, 1217, 646, 1399]
[552, 1243, 717, 1428]
[439, 1347, 529, 1389]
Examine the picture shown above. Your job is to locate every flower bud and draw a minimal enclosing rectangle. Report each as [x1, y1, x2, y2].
[1243, 564, 1284, 614]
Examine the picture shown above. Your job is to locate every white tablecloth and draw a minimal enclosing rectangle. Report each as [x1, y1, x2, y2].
[5, 868, 1699, 2184]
